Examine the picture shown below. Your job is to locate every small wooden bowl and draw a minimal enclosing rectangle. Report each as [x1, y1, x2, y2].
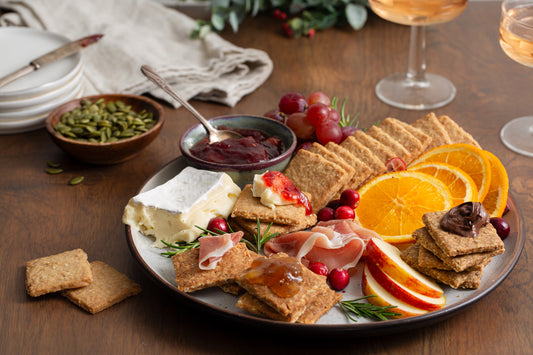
[45, 94, 164, 165]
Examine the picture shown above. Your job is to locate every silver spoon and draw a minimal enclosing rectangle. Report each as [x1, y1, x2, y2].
[141, 65, 242, 143]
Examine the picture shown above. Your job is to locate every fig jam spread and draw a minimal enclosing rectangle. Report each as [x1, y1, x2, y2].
[262, 171, 313, 215]
[440, 202, 490, 238]
[189, 127, 283, 165]
[244, 256, 303, 298]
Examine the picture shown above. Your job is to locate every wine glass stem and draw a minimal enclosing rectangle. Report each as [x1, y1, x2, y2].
[406, 26, 427, 84]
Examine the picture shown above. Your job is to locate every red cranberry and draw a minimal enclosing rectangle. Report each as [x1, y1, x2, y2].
[503, 199, 511, 216]
[207, 217, 230, 234]
[328, 268, 350, 290]
[490, 217, 510, 240]
[308, 262, 328, 277]
[386, 157, 407, 172]
[334, 205, 355, 220]
[317, 207, 335, 222]
[339, 189, 360, 209]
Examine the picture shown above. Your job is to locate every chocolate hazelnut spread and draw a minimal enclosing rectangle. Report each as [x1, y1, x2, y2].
[440, 202, 489, 238]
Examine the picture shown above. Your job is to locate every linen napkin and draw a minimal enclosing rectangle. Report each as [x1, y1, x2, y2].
[0, 0, 273, 107]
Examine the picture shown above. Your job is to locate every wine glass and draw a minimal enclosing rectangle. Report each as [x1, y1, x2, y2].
[369, 0, 468, 110]
[499, 0, 533, 157]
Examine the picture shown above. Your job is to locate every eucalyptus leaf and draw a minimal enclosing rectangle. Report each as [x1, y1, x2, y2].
[211, 12, 226, 31]
[228, 10, 240, 32]
[345, 3, 367, 30]
[211, 0, 231, 8]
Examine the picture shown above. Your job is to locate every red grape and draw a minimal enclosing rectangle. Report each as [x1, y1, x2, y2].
[263, 109, 286, 124]
[335, 205, 355, 220]
[306, 103, 330, 127]
[328, 108, 341, 125]
[207, 217, 230, 234]
[308, 262, 329, 277]
[307, 91, 331, 106]
[327, 199, 342, 210]
[328, 268, 350, 290]
[490, 217, 510, 240]
[339, 189, 360, 209]
[340, 126, 359, 142]
[386, 157, 407, 172]
[286, 112, 315, 140]
[317, 207, 335, 221]
[315, 121, 343, 145]
[295, 141, 313, 152]
[279, 92, 307, 115]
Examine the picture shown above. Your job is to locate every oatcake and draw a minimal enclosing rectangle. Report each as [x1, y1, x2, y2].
[231, 185, 310, 226]
[378, 118, 425, 162]
[62, 261, 141, 314]
[283, 149, 349, 212]
[437, 115, 482, 148]
[365, 125, 412, 164]
[412, 112, 453, 151]
[306, 142, 355, 192]
[423, 211, 504, 257]
[393, 118, 433, 152]
[351, 130, 396, 164]
[324, 142, 372, 190]
[25, 248, 93, 297]
[412, 227, 503, 272]
[401, 244, 484, 289]
[172, 242, 253, 293]
[340, 135, 387, 179]
[236, 253, 338, 322]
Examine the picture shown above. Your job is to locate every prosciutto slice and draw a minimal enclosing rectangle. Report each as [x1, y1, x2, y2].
[198, 231, 244, 270]
[264, 219, 380, 271]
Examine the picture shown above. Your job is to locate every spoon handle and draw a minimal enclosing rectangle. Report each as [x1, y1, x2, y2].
[140, 65, 216, 135]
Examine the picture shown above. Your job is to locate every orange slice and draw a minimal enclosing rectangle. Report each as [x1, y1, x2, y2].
[409, 162, 479, 207]
[481, 150, 509, 217]
[409, 144, 492, 201]
[356, 171, 453, 244]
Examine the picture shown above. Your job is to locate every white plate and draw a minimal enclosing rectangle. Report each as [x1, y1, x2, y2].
[0, 27, 82, 100]
[126, 157, 525, 335]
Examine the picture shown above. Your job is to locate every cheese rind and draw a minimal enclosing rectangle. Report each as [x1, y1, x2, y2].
[123, 167, 241, 247]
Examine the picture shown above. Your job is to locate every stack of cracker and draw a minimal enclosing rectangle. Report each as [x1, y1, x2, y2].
[235, 253, 342, 324]
[401, 211, 505, 289]
[228, 184, 317, 239]
[25, 248, 141, 313]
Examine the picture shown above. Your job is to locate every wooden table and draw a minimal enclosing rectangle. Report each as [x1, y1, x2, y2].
[2, 1, 531, 353]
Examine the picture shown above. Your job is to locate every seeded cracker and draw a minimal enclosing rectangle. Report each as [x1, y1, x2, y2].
[172, 242, 253, 292]
[411, 112, 452, 151]
[25, 249, 93, 297]
[366, 125, 412, 164]
[307, 142, 355, 191]
[324, 142, 372, 190]
[62, 261, 141, 314]
[437, 115, 482, 148]
[351, 130, 396, 164]
[412, 227, 503, 272]
[422, 211, 504, 257]
[230, 185, 310, 226]
[229, 214, 317, 239]
[392, 118, 432, 152]
[377, 118, 425, 162]
[401, 244, 484, 289]
[340, 135, 387, 179]
[283, 149, 348, 211]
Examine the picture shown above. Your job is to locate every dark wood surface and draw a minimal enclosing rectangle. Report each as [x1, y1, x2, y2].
[2, 2, 531, 354]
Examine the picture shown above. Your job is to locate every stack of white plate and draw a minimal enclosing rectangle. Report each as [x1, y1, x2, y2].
[0, 27, 86, 134]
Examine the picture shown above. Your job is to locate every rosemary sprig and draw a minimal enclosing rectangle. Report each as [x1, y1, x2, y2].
[339, 295, 402, 322]
[243, 219, 279, 254]
[332, 97, 360, 128]
[160, 224, 235, 257]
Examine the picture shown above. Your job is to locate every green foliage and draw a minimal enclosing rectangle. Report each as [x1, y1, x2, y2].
[190, 0, 370, 39]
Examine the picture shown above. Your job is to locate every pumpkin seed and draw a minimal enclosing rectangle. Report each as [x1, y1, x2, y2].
[46, 167, 63, 174]
[68, 176, 84, 185]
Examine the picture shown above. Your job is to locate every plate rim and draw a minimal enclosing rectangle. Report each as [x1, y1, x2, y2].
[125, 156, 525, 335]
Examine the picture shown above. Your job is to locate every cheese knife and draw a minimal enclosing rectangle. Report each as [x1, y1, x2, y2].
[0, 33, 103, 89]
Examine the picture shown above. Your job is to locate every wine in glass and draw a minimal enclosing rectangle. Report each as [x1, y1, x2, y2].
[499, 0, 533, 157]
[369, 0, 468, 110]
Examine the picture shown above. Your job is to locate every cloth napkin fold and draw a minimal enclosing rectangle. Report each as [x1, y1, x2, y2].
[0, 0, 273, 107]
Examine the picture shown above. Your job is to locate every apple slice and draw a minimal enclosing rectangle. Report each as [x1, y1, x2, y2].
[362, 264, 428, 318]
[366, 260, 446, 311]
[366, 238, 444, 298]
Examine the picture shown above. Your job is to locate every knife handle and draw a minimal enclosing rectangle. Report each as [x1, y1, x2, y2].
[0, 65, 36, 89]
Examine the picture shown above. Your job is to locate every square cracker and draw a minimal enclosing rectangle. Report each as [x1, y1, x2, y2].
[324, 142, 372, 190]
[365, 125, 412, 164]
[26, 248, 93, 297]
[437, 115, 481, 148]
[172, 242, 253, 293]
[283, 149, 349, 212]
[351, 130, 396, 164]
[231, 185, 309, 226]
[307, 142, 354, 190]
[412, 112, 452, 151]
[236, 253, 337, 322]
[229, 214, 317, 239]
[412, 227, 503, 272]
[340, 135, 387, 179]
[392, 118, 432, 152]
[62, 261, 141, 314]
[423, 211, 504, 257]
[401, 244, 484, 289]
[377, 118, 424, 162]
